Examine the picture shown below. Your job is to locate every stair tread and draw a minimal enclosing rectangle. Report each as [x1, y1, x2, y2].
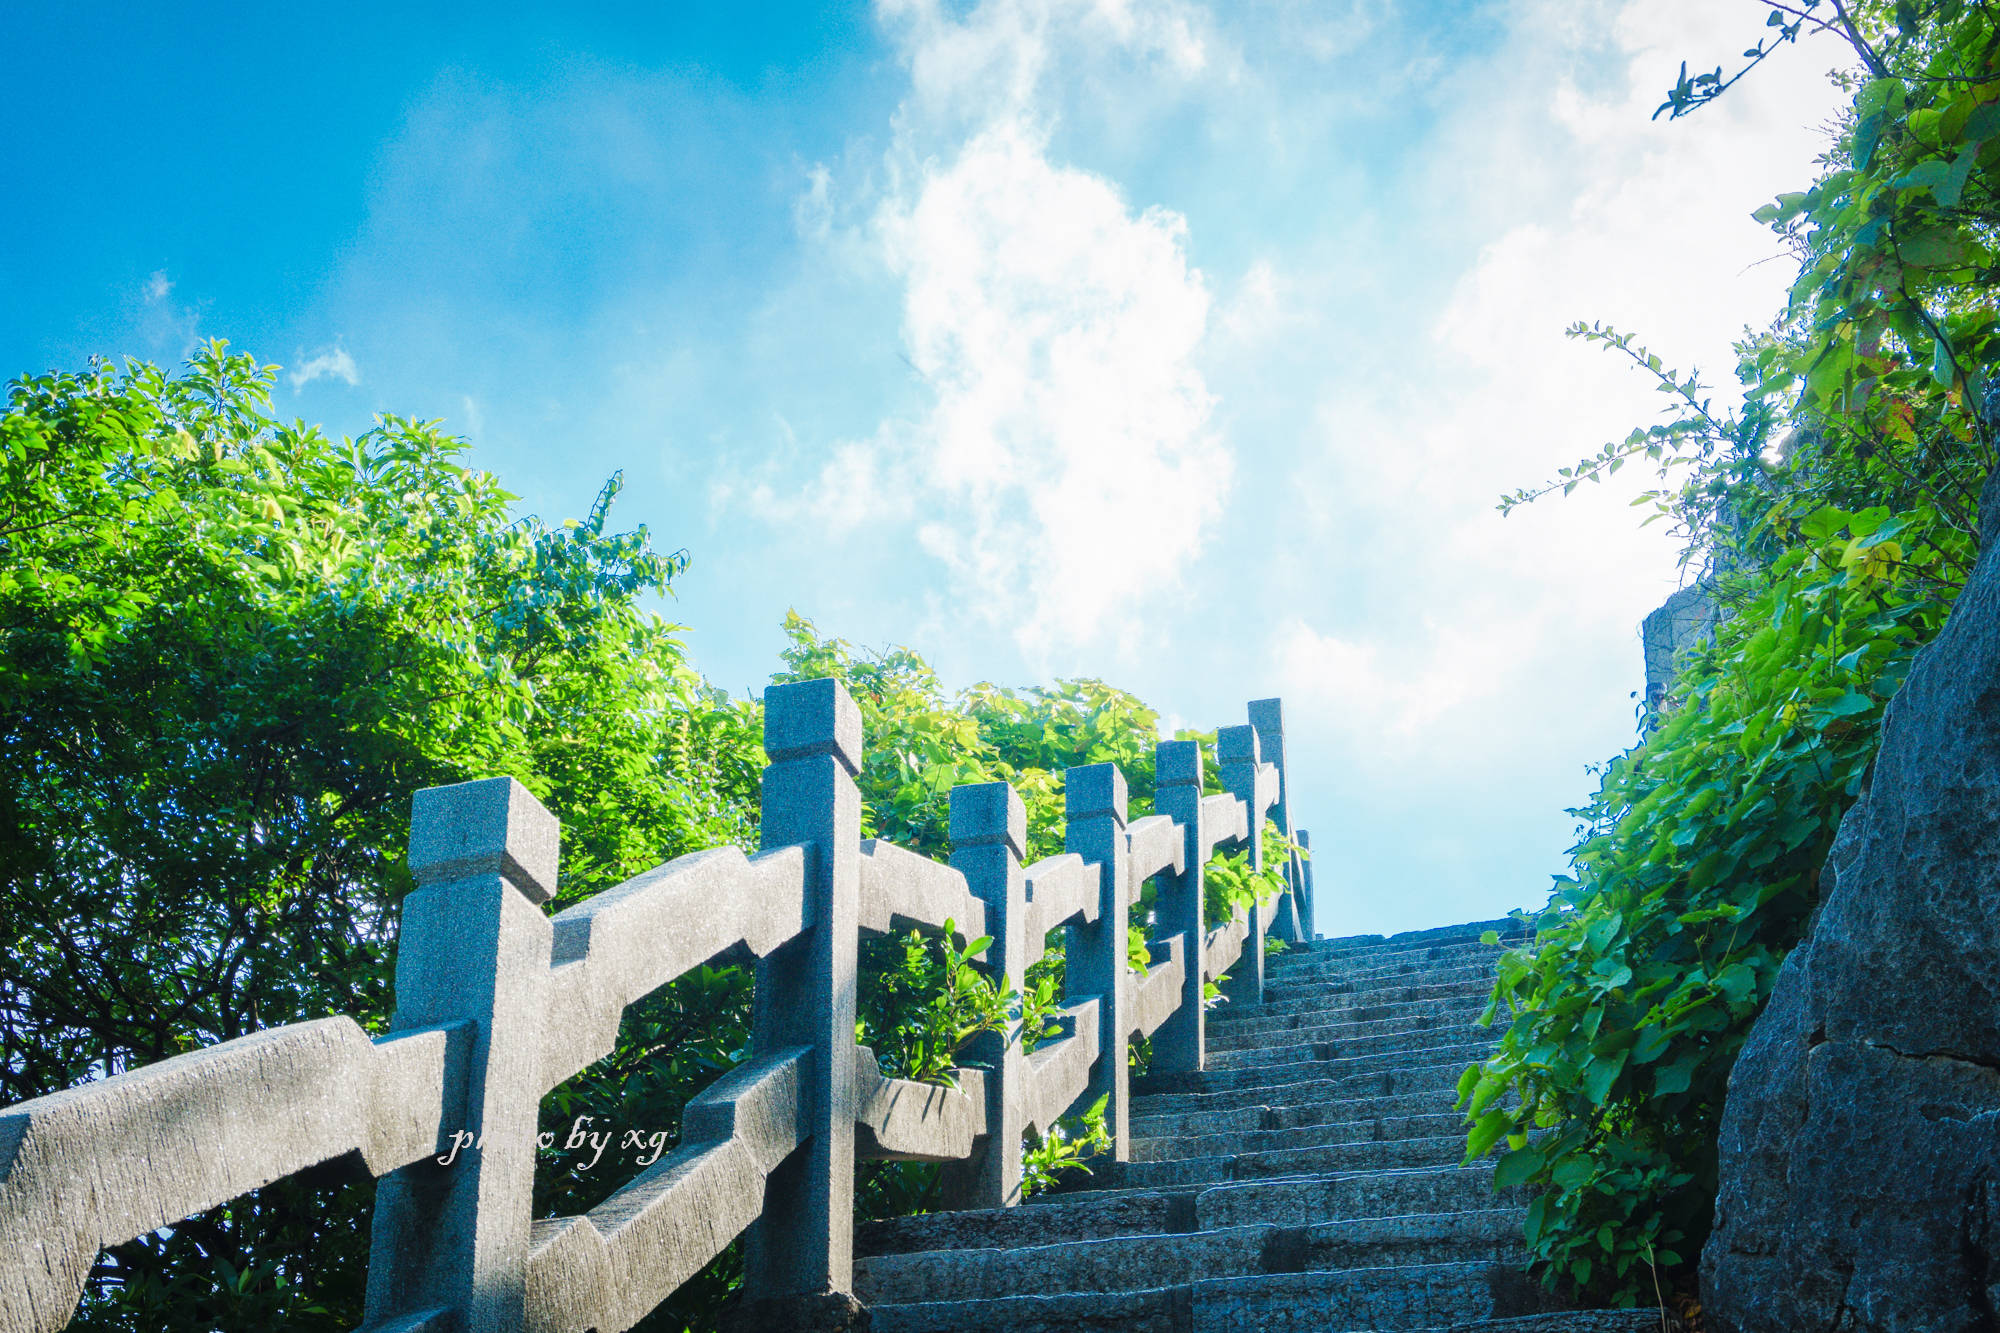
[855, 914, 1645, 1333]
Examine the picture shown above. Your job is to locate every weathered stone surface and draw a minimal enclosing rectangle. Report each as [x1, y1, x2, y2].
[943, 780, 1028, 1210]
[1701, 472, 2000, 1331]
[367, 781, 559, 1332]
[406, 776, 561, 904]
[0, 1017, 457, 1333]
[1066, 761, 1135, 1162]
[854, 1049, 987, 1163]
[857, 839, 985, 943]
[1152, 739, 1210, 1077]
[1642, 583, 1720, 711]
[541, 843, 809, 1091]
[745, 678, 864, 1299]
[721, 1289, 871, 1332]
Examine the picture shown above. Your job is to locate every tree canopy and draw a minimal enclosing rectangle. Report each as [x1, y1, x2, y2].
[0, 345, 1271, 1329]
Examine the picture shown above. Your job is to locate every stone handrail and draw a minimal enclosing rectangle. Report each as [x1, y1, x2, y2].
[0, 679, 1314, 1333]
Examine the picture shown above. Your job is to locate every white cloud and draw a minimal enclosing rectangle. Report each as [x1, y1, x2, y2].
[732, 0, 1232, 661]
[138, 270, 201, 356]
[1254, 0, 1854, 932]
[886, 119, 1225, 652]
[289, 344, 360, 391]
[879, 0, 1210, 140]
[1273, 616, 1482, 740]
[1216, 259, 1293, 346]
[1282, 0, 1851, 683]
[734, 431, 912, 537]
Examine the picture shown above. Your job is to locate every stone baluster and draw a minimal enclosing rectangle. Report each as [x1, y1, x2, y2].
[1064, 763, 1132, 1161]
[943, 780, 1027, 1209]
[1150, 739, 1206, 1075]
[741, 678, 863, 1306]
[1219, 724, 1267, 1009]
[1249, 697, 1307, 943]
[1297, 828, 1316, 937]
[364, 777, 559, 1332]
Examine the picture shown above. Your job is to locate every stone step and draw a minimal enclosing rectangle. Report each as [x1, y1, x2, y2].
[1028, 1163, 1518, 1229]
[859, 1190, 1192, 1258]
[1136, 1041, 1495, 1097]
[859, 912, 1651, 1333]
[1130, 1085, 1464, 1141]
[1222, 977, 1497, 1021]
[1131, 1110, 1465, 1163]
[1184, 1262, 1556, 1331]
[1207, 996, 1490, 1042]
[1263, 963, 1501, 1002]
[1194, 1164, 1517, 1229]
[1416, 1315, 1669, 1333]
[1302, 919, 1530, 959]
[1128, 1057, 1474, 1118]
[1097, 1133, 1466, 1189]
[1204, 1021, 1493, 1071]
[867, 1286, 1179, 1332]
[866, 1258, 1553, 1332]
[854, 1209, 1528, 1305]
[1267, 943, 1508, 987]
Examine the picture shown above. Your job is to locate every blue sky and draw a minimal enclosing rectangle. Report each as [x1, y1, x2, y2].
[5, 1, 1851, 938]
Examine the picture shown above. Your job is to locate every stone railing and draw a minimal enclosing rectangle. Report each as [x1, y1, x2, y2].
[0, 678, 1314, 1333]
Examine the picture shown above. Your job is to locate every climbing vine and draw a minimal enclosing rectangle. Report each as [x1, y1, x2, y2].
[1468, 0, 1995, 1305]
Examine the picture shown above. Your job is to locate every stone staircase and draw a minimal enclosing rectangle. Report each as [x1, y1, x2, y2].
[853, 920, 1665, 1332]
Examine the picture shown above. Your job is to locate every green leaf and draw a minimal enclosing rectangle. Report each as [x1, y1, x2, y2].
[1939, 144, 1980, 208]
[1654, 1052, 1702, 1096]
[1964, 101, 2000, 143]
[1715, 962, 1758, 1004]
[1892, 159, 1952, 196]
[1466, 1108, 1512, 1160]
[1551, 1153, 1595, 1191]
[1493, 1144, 1545, 1189]
[1584, 910, 1624, 955]
[1902, 227, 1972, 269]
[1933, 336, 1956, 387]
[1583, 1048, 1628, 1105]
[1631, 1025, 1672, 1064]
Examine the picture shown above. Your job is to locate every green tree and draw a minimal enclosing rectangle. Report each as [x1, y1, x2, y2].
[0, 345, 760, 1329]
[3, 346, 1282, 1331]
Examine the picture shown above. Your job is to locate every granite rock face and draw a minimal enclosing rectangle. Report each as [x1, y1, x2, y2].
[1701, 477, 2000, 1330]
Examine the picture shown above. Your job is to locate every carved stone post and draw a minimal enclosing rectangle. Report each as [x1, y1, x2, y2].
[744, 678, 862, 1302]
[1220, 724, 1267, 1009]
[1298, 828, 1317, 938]
[1249, 697, 1306, 943]
[944, 781, 1026, 1209]
[1065, 763, 1131, 1160]
[365, 777, 558, 1332]
[1150, 740, 1205, 1075]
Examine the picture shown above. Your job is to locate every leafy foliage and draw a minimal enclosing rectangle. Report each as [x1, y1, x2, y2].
[1464, 504, 1961, 1296]
[1469, 0, 1993, 1305]
[864, 921, 1012, 1087]
[4, 349, 1290, 1330]
[0, 346, 757, 1330]
[1020, 1093, 1114, 1197]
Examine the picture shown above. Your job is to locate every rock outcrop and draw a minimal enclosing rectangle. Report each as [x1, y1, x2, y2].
[1701, 478, 2000, 1330]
